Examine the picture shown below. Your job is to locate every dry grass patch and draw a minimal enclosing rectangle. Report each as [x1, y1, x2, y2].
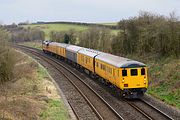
[0, 50, 69, 120]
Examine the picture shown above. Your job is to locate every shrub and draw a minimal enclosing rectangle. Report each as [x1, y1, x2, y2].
[0, 28, 15, 84]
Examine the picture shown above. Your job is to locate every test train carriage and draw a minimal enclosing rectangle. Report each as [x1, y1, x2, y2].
[42, 41, 148, 98]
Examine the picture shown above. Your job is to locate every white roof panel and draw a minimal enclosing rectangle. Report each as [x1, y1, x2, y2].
[49, 42, 58, 46]
[78, 48, 102, 57]
[56, 42, 69, 48]
[66, 45, 84, 53]
[96, 52, 146, 68]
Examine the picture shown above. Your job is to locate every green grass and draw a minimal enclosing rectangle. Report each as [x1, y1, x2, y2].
[22, 23, 120, 39]
[147, 57, 180, 108]
[23, 23, 88, 32]
[37, 63, 70, 120]
[40, 99, 69, 120]
[22, 24, 89, 39]
[37, 64, 49, 79]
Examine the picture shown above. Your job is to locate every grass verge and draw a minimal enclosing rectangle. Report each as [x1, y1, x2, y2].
[40, 99, 69, 120]
[0, 50, 69, 120]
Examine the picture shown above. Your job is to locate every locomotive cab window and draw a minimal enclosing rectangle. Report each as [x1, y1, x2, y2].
[141, 68, 145, 75]
[122, 69, 127, 76]
[131, 69, 138, 76]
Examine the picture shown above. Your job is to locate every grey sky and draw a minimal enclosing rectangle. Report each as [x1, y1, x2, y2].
[0, 0, 179, 24]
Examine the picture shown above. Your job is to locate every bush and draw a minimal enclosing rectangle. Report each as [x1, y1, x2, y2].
[0, 28, 15, 84]
[116, 11, 180, 57]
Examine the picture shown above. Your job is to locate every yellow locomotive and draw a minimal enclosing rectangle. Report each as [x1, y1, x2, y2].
[42, 41, 148, 98]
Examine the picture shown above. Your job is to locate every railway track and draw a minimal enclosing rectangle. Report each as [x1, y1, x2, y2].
[125, 99, 174, 120]
[15, 45, 177, 120]
[16, 45, 124, 120]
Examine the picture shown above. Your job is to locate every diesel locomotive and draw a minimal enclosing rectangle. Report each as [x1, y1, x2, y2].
[42, 41, 148, 98]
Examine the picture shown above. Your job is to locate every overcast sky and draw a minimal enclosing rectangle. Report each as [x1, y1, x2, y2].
[0, 0, 180, 24]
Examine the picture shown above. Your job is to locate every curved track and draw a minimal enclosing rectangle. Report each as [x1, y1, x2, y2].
[16, 45, 124, 120]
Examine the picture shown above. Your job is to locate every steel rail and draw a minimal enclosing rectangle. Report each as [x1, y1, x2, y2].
[140, 99, 174, 120]
[125, 100, 154, 120]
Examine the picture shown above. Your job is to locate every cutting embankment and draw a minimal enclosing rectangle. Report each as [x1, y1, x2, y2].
[127, 54, 180, 109]
[0, 49, 69, 120]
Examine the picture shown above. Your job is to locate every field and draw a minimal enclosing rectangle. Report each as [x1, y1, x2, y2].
[22, 23, 119, 39]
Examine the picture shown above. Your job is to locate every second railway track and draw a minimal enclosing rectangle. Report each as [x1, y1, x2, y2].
[125, 99, 174, 120]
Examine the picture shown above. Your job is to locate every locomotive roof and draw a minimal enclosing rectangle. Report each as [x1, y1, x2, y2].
[78, 48, 102, 57]
[49, 42, 59, 46]
[96, 53, 146, 68]
[56, 42, 69, 48]
[66, 45, 84, 53]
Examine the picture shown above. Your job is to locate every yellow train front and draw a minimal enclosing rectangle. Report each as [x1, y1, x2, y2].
[94, 53, 148, 98]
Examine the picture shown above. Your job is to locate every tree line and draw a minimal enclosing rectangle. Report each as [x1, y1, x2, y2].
[113, 11, 180, 56]
[50, 11, 179, 57]
[4, 24, 45, 42]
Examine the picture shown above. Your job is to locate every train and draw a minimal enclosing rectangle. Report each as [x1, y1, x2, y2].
[42, 40, 148, 99]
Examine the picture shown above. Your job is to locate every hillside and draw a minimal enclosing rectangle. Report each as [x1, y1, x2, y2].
[21, 23, 119, 39]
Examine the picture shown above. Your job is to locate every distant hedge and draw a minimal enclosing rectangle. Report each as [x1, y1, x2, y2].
[18, 21, 119, 30]
[3, 25, 45, 42]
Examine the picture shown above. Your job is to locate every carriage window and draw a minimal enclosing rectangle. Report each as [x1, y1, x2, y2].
[131, 69, 138, 76]
[113, 69, 115, 76]
[85, 57, 88, 63]
[96, 62, 99, 67]
[82, 56, 84, 62]
[103, 65, 106, 71]
[110, 68, 112, 74]
[122, 70, 127, 76]
[106, 66, 109, 72]
[117, 70, 119, 77]
[141, 68, 145, 75]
